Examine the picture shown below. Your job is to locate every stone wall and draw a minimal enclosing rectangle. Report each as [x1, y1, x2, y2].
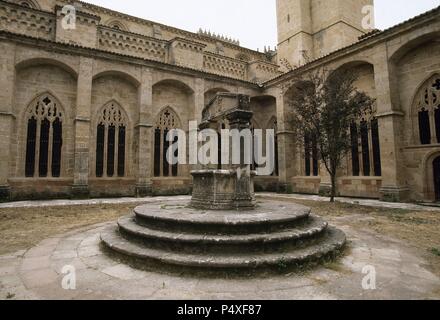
[1, 0, 440, 203]
[4, 0, 280, 82]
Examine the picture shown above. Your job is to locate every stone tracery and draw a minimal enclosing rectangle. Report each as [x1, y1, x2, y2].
[415, 75, 440, 145]
[95, 101, 128, 178]
[24, 93, 63, 178]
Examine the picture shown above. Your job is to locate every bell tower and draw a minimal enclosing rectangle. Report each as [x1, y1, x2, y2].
[276, 0, 374, 69]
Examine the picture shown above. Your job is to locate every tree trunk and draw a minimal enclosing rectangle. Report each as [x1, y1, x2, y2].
[330, 174, 336, 202]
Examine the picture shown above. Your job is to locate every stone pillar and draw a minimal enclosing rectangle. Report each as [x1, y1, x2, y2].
[191, 94, 256, 210]
[72, 57, 93, 198]
[275, 87, 296, 193]
[135, 68, 153, 197]
[191, 78, 205, 174]
[226, 108, 254, 171]
[0, 42, 15, 201]
[194, 78, 205, 123]
[198, 120, 219, 170]
[374, 48, 409, 202]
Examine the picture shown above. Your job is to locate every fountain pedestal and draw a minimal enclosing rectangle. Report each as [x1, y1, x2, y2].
[100, 93, 346, 275]
[191, 169, 256, 210]
[191, 96, 256, 210]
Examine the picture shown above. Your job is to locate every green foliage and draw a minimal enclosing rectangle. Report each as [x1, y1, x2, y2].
[287, 67, 375, 201]
[276, 257, 289, 271]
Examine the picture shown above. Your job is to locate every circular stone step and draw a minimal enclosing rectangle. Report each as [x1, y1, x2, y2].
[101, 226, 346, 272]
[100, 200, 346, 274]
[133, 200, 311, 235]
[117, 215, 328, 253]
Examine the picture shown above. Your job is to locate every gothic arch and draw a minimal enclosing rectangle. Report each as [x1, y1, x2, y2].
[410, 73, 440, 145]
[266, 116, 277, 131]
[153, 107, 182, 178]
[327, 60, 375, 78]
[154, 106, 182, 130]
[152, 79, 194, 95]
[15, 58, 78, 80]
[22, 92, 65, 178]
[92, 100, 131, 178]
[389, 31, 440, 64]
[423, 150, 440, 201]
[93, 70, 140, 88]
[250, 118, 261, 130]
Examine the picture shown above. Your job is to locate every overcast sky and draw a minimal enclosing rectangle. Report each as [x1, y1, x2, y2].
[84, 0, 440, 50]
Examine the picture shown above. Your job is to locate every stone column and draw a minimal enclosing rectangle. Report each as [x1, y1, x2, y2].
[373, 48, 409, 202]
[198, 120, 219, 170]
[72, 57, 93, 198]
[189, 78, 205, 174]
[194, 78, 205, 123]
[135, 67, 153, 197]
[226, 109, 254, 171]
[0, 42, 15, 201]
[275, 87, 296, 193]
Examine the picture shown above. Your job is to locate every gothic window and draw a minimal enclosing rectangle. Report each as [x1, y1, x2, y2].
[435, 107, 440, 144]
[304, 135, 311, 176]
[371, 118, 382, 177]
[419, 107, 431, 145]
[360, 120, 370, 177]
[95, 102, 127, 178]
[350, 123, 360, 176]
[24, 94, 63, 178]
[269, 119, 279, 177]
[118, 126, 126, 177]
[96, 124, 105, 177]
[304, 133, 318, 177]
[434, 156, 440, 202]
[154, 108, 180, 177]
[25, 118, 37, 177]
[415, 76, 440, 145]
[312, 135, 318, 176]
[350, 117, 382, 177]
[39, 118, 50, 177]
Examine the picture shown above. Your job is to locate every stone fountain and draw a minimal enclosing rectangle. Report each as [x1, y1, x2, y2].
[101, 93, 346, 274]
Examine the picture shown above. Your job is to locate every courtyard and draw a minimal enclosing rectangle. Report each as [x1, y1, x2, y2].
[1, 194, 439, 300]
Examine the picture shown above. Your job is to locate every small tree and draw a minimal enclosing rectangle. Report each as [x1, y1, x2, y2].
[287, 67, 375, 202]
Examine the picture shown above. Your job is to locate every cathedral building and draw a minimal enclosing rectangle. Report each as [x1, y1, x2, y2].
[0, 0, 439, 202]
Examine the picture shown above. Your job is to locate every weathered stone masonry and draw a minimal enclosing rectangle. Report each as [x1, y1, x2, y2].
[0, 0, 439, 202]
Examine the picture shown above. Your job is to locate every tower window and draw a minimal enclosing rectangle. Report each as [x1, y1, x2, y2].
[287, 14, 290, 23]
